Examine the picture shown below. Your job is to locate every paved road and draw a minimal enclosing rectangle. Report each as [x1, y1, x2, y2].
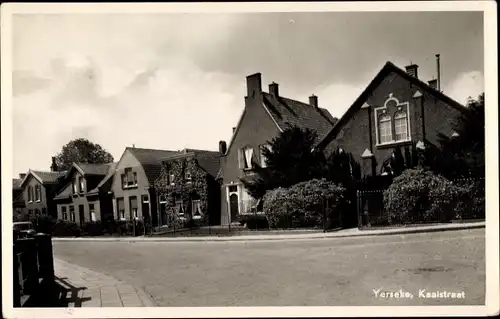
[53, 228, 485, 307]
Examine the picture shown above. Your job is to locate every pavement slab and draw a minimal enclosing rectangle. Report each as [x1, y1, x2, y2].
[54, 259, 157, 307]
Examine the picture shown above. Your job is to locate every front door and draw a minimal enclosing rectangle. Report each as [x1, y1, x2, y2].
[229, 194, 239, 222]
[78, 205, 85, 226]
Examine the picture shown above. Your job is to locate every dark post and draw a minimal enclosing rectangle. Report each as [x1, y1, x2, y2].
[357, 191, 362, 228]
[323, 197, 327, 233]
[13, 243, 21, 307]
[35, 234, 55, 285]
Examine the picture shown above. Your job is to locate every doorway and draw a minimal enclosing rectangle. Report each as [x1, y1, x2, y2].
[229, 193, 239, 222]
[78, 205, 85, 226]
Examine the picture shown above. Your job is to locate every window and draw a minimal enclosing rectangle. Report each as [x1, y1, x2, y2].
[260, 144, 272, 168]
[79, 176, 85, 193]
[72, 179, 78, 194]
[228, 185, 238, 193]
[142, 195, 149, 203]
[89, 203, 96, 222]
[159, 195, 167, 203]
[122, 169, 138, 188]
[192, 200, 203, 220]
[378, 113, 393, 144]
[34, 185, 40, 201]
[238, 147, 254, 170]
[62, 206, 68, 220]
[69, 205, 75, 222]
[185, 170, 192, 182]
[117, 198, 125, 220]
[28, 186, 33, 202]
[130, 196, 138, 219]
[170, 173, 175, 185]
[394, 111, 408, 141]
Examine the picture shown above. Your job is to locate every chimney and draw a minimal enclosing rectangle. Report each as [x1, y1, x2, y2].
[435, 54, 441, 91]
[405, 64, 419, 79]
[428, 79, 438, 90]
[246, 73, 262, 98]
[309, 94, 318, 108]
[219, 141, 227, 155]
[269, 82, 279, 97]
[50, 157, 58, 172]
[19, 173, 26, 179]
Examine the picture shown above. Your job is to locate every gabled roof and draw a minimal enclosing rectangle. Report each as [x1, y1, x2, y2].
[55, 162, 118, 198]
[316, 61, 467, 149]
[159, 149, 221, 179]
[64, 162, 113, 179]
[224, 91, 338, 158]
[13, 178, 22, 190]
[87, 162, 118, 194]
[19, 170, 67, 188]
[127, 147, 179, 183]
[262, 92, 337, 140]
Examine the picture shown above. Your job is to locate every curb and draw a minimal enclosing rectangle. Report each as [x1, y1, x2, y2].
[52, 222, 485, 243]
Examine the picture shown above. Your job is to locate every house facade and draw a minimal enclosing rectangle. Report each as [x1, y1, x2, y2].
[155, 149, 221, 227]
[217, 73, 337, 225]
[19, 167, 66, 219]
[110, 147, 179, 226]
[317, 61, 466, 177]
[13, 174, 27, 218]
[54, 163, 116, 225]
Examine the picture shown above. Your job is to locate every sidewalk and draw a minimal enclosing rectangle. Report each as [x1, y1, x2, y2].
[52, 221, 485, 243]
[54, 259, 157, 307]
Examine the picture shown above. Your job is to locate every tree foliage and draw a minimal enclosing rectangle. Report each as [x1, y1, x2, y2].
[54, 138, 114, 171]
[242, 126, 326, 199]
[434, 93, 485, 178]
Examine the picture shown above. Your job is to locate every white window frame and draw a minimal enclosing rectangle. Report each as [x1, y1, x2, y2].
[374, 94, 412, 146]
[378, 113, 393, 144]
[170, 174, 175, 185]
[159, 195, 168, 204]
[142, 194, 150, 203]
[192, 200, 203, 220]
[35, 185, 41, 202]
[394, 111, 409, 141]
[79, 176, 85, 193]
[243, 147, 254, 170]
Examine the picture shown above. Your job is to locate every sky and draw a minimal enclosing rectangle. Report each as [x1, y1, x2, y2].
[11, 11, 484, 177]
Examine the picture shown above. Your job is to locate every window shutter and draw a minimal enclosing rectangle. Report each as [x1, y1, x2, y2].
[238, 148, 244, 169]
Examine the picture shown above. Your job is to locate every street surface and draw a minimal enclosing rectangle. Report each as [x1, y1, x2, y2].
[53, 228, 485, 306]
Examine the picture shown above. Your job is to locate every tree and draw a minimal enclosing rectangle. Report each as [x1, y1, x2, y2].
[54, 138, 114, 171]
[241, 126, 326, 199]
[435, 93, 485, 178]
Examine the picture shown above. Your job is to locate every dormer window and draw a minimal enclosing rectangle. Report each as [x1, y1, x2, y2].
[72, 179, 78, 194]
[78, 176, 85, 193]
[121, 168, 138, 189]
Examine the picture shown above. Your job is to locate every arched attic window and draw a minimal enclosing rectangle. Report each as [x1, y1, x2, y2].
[378, 113, 392, 144]
[394, 111, 408, 141]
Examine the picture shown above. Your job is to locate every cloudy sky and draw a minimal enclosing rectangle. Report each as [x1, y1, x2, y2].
[11, 11, 484, 176]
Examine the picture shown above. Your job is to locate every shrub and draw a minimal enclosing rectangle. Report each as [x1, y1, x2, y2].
[263, 179, 346, 229]
[452, 179, 485, 219]
[383, 168, 469, 224]
[30, 215, 55, 234]
[53, 220, 81, 237]
[81, 221, 103, 236]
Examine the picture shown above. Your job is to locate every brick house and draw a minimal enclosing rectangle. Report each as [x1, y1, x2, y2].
[53, 162, 116, 226]
[110, 147, 180, 226]
[19, 164, 67, 219]
[155, 149, 221, 227]
[217, 73, 337, 225]
[316, 61, 467, 177]
[13, 174, 26, 218]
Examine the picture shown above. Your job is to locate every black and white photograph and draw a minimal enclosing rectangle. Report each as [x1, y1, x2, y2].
[1, 1, 498, 318]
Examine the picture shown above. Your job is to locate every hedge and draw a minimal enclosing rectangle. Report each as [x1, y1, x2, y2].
[263, 178, 346, 229]
[383, 168, 484, 224]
